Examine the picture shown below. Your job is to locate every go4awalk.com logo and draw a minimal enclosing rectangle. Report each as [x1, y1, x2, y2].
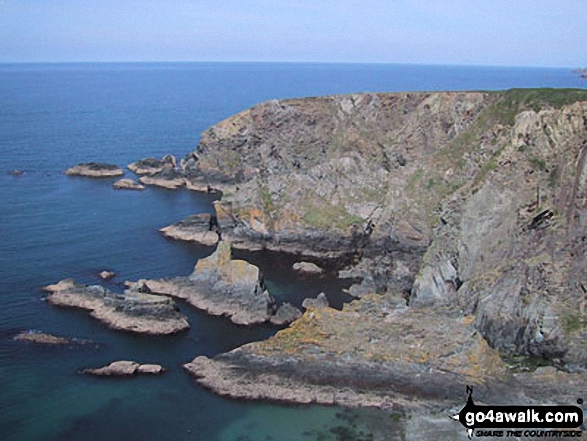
[452, 386, 584, 439]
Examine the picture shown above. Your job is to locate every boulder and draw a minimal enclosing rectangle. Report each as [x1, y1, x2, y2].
[292, 262, 324, 274]
[302, 292, 329, 310]
[270, 303, 302, 325]
[98, 270, 115, 280]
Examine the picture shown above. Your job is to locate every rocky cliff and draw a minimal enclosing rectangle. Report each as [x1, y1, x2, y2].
[179, 89, 587, 409]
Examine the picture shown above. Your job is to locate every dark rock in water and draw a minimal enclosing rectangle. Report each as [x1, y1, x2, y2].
[10, 169, 23, 176]
[292, 261, 324, 274]
[139, 165, 185, 189]
[127, 242, 295, 326]
[112, 178, 145, 190]
[65, 163, 124, 178]
[160, 213, 220, 246]
[270, 303, 302, 325]
[302, 293, 329, 310]
[83, 360, 165, 377]
[128, 155, 177, 176]
[44, 279, 189, 335]
[14, 331, 71, 345]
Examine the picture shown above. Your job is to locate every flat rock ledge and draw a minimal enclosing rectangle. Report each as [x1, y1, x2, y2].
[44, 279, 189, 335]
[83, 360, 165, 376]
[113, 179, 145, 190]
[128, 155, 176, 175]
[160, 213, 220, 246]
[185, 298, 517, 411]
[127, 242, 301, 326]
[65, 163, 124, 178]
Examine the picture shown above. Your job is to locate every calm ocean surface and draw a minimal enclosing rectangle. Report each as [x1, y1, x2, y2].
[0, 63, 585, 441]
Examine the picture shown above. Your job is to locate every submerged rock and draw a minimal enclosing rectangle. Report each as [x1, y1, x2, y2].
[11, 169, 23, 176]
[128, 155, 177, 175]
[292, 261, 324, 274]
[159, 213, 220, 246]
[14, 331, 71, 345]
[127, 242, 291, 326]
[65, 163, 124, 178]
[44, 279, 189, 335]
[113, 178, 145, 190]
[83, 360, 165, 376]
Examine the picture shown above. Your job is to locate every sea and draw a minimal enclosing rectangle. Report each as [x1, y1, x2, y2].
[0, 63, 585, 441]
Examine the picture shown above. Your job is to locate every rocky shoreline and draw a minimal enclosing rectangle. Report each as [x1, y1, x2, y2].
[57, 89, 587, 420]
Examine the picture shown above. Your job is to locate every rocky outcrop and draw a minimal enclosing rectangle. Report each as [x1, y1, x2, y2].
[270, 303, 302, 325]
[44, 279, 189, 335]
[65, 163, 124, 178]
[128, 155, 176, 175]
[113, 179, 145, 190]
[159, 213, 220, 246]
[139, 167, 185, 189]
[185, 296, 513, 409]
[292, 262, 324, 274]
[127, 242, 295, 326]
[176, 89, 587, 410]
[83, 360, 165, 376]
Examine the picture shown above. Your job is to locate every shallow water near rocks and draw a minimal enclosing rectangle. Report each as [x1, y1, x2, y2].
[1, 63, 584, 441]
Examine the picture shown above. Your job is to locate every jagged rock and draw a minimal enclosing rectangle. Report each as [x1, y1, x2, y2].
[127, 242, 278, 325]
[98, 270, 115, 280]
[159, 213, 220, 246]
[301, 293, 329, 310]
[128, 155, 177, 175]
[139, 166, 185, 189]
[65, 163, 124, 178]
[14, 331, 71, 345]
[292, 262, 324, 274]
[113, 179, 145, 190]
[44, 279, 189, 335]
[270, 303, 302, 325]
[83, 361, 165, 377]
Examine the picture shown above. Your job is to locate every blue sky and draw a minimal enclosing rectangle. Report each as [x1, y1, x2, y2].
[0, 0, 585, 67]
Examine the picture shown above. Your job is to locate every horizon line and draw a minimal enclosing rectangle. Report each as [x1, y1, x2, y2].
[0, 60, 582, 70]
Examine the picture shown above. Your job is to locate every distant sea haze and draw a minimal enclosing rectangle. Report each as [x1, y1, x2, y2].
[0, 63, 585, 441]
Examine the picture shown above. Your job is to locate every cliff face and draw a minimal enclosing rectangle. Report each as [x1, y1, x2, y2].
[182, 89, 587, 404]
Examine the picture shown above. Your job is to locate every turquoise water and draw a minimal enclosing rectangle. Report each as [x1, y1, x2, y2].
[1, 63, 585, 441]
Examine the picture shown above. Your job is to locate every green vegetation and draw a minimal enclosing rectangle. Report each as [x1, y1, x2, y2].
[301, 190, 364, 230]
[487, 88, 587, 126]
[562, 311, 587, 333]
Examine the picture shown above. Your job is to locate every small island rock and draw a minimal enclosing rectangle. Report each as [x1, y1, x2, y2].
[14, 331, 70, 345]
[65, 163, 124, 178]
[84, 361, 165, 376]
[98, 270, 116, 280]
[128, 155, 177, 175]
[113, 179, 145, 190]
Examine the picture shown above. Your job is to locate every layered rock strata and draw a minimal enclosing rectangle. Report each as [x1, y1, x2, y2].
[44, 279, 189, 335]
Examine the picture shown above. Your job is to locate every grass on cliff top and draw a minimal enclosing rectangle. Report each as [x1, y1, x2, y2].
[488, 88, 587, 126]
